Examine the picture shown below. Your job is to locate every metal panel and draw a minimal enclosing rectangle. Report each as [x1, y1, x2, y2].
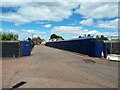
[1, 41, 20, 57]
[91, 41, 106, 58]
[46, 38, 106, 58]
[22, 41, 31, 56]
[105, 42, 120, 54]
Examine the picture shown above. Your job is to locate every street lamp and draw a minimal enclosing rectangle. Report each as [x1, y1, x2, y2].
[32, 34, 34, 39]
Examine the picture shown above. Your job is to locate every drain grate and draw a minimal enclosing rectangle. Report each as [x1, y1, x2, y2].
[83, 59, 96, 64]
[10, 81, 26, 90]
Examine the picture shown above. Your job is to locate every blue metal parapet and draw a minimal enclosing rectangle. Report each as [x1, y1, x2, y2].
[46, 37, 106, 58]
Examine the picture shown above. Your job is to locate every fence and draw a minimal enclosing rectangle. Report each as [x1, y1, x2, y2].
[1, 40, 34, 58]
[104, 40, 120, 55]
[1, 41, 22, 57]
[46, 38, 106, 58]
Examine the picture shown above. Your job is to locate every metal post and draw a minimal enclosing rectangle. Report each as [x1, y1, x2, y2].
[32, 34, 34, 39]
[110, 36, 112, 54]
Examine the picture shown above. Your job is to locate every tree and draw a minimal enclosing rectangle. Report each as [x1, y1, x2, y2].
[87, 34, 91, 37]
[0, 33, 1, 40]
[78, 36, 82, 38]
[50, 34, 58, 39]
[95, 35, 108, 40]
[100, 35, 108, 40]
[14, 34, 18, 40]
[61, 37, 64, 40]
[1, 32, 18, 41]
[27, 37, 32, 41]
[50, 34, 64, 40]
[95, 35, 100, 40]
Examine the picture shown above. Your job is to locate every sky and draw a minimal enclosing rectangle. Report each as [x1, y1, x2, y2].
[0, 1, 119, 41]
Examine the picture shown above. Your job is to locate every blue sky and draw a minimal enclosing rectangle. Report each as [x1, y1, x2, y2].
[0, 1, 118, 41]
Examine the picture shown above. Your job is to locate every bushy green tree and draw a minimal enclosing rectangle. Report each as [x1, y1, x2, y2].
[0, 32, 18, 41]
[95, 35, 100, 40]
[95, 35, 108, 40]
[87, 34, 91, 37]
[50, 34, 64, 40]
[50, 34, 58, 39]
[100, 35, 108, 40]
[78, 36, 82, 38]
[13, 34, 19, 40]
[0, 33, 2, 40]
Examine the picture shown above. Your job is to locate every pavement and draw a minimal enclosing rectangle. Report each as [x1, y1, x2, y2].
[2, 45, 119, 88]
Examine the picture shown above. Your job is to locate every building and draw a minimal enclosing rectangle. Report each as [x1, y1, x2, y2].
[32, 37, 41, 45]
[40, 39, 46, 45]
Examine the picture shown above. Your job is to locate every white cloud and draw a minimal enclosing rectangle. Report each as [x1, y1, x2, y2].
[1, 2, 78, 25]
[0, 28, 3, 32]
[80, 19, 93, 26]
[80, 18, 118, 30]
[17, 2, 77, 22]
[75, 2, 118, 19]
[22, 29, 46, 34]
[51, 26, 98, 35]
[44, 24, 52, 28]
[1, 0, 119, 3]
[52, 26, 83, 34]
[1, 2, 118, 27]
[0, 2, 27, 7]
[0, 13, 30, 25]
[19, 30, 46, 40]
[35, 21, 49, 25]
[51, 26, 118, 38]
[97, 18, 118, 30]
[0, 29, 18, 33]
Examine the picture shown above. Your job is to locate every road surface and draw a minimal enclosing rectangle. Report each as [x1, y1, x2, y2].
[2, 45, 119, 88]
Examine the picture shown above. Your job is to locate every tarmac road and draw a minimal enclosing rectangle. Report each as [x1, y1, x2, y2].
[2, 45, 119, 88]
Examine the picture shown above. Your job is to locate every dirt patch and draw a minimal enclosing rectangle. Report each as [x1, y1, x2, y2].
[83, 59, 96, 64]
